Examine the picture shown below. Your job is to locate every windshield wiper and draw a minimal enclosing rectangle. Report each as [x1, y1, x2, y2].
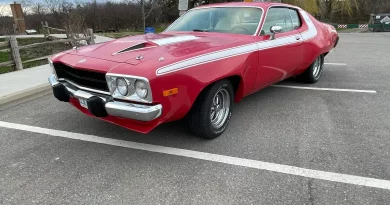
[193, 29, 208, 32]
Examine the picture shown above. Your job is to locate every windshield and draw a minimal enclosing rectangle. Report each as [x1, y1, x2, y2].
[165, 7, 263, 35]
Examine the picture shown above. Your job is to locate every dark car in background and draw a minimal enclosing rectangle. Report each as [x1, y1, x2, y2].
[369, 13, 390, 32]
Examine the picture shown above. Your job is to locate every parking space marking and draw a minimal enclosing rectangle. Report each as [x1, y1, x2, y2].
[271, 85, 377, 94]
[1, 121, 390, 190]
[325, 63, 347, 66]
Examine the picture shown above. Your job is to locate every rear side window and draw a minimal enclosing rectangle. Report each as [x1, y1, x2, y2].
[260, 7, 295, 35]
[289, 9, 301, 29]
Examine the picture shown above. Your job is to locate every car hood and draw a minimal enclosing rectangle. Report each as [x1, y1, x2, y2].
[63, 32, 256, 71]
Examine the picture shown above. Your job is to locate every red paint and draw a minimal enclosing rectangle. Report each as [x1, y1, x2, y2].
[52, 2, 338, 133]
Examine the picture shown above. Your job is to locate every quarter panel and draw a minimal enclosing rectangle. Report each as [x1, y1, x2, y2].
[294, 9, 330, 75]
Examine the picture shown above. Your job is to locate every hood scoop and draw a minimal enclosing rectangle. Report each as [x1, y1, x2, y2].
[112, 42, 157, 55]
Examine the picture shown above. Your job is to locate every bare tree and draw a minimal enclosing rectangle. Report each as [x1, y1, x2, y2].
[44, 0, 63, 13]
[16, 0, 34, 15]
[31, 2, 46, 16]
[126, 0, 165, 32]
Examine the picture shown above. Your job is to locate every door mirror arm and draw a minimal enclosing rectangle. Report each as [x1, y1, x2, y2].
[270, 25, 283, 40]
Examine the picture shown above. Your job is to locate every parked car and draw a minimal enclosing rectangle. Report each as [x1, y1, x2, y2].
[369, 13, 390, 32]
[48, 2, 339, 139]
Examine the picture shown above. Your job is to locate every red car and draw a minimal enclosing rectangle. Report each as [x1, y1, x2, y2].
[48, 2, 339, 139]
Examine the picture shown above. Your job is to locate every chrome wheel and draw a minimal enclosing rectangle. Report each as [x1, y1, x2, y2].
[312, 56, 322, 78]
[210, 88, 231, 129]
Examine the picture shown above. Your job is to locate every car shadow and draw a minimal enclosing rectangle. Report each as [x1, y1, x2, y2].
[85, 85, 288, 146]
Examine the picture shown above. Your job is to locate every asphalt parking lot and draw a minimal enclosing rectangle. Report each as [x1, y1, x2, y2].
[1, 33, 390, 204]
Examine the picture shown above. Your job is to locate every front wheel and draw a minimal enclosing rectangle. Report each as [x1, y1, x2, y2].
[188, 79, 234, 139]
[296, 54, 324, 84]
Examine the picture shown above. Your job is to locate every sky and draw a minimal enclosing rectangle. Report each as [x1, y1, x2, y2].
[0, 0, 124, 16]
[0, 1, 13, 16]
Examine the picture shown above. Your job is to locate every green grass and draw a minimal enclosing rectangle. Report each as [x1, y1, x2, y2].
[0, 51, 8, 62]
[0, 49, 12, 74]
[98, 31, 144, 39]
[0, 66, 12, 74]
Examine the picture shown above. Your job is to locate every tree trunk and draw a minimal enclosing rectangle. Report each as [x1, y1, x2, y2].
[141, 0, 145, 32]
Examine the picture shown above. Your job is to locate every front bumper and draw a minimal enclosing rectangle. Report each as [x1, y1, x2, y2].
[48, 75, 162, 122]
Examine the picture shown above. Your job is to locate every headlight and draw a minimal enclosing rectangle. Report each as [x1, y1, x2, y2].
[135, 80, 148, 99]
[106, 74, 152, 103]
[116, 77, 128, 96]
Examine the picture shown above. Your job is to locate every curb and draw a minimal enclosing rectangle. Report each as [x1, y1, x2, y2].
[0, 83, 51, 106]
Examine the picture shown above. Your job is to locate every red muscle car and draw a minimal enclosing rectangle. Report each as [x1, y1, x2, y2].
[48, 2, 339, 139]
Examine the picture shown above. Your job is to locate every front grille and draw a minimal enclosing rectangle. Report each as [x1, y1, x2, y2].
[53, 62, 109, 92]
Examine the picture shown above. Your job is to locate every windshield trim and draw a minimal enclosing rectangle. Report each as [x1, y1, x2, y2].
[163, 6, 265, 36]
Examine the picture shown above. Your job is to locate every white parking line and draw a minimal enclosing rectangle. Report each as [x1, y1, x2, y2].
[325, 63, 347, 66]
[271, 85, 377, 94]
[1, 121, 390, 190]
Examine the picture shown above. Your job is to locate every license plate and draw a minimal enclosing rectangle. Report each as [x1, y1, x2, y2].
[79, 98, 88, 109]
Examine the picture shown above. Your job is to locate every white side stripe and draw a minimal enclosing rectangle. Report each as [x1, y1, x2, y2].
[156, 43, 258, 75]
[299, 10, 318, 40]
[151, 35, 200, 46]
[1, 121, 390, 190]
[156, 10, 318, 76]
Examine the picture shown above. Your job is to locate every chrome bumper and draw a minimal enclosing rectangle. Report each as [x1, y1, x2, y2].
[48, 75, 162, 121]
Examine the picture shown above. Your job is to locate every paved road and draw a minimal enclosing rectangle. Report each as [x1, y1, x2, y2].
[0, 33, 389, 204]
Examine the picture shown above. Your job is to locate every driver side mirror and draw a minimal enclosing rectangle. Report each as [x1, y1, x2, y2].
[270, 25, 282, 40]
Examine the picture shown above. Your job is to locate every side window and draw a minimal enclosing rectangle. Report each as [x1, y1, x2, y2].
[260, 7, 294, 35]
[289, 9, 301, 29]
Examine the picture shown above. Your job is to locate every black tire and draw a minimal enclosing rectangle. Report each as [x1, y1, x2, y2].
[296, 54, 324, 84]
[188, 79, 234, 139]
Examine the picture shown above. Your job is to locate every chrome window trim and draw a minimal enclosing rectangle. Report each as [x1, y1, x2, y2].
[58, 78, 111, 95]
[163, 6, 265, 36]
[258, 5, 301, 36]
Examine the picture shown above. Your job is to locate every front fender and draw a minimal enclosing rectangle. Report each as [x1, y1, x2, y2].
[149, 51, 258, 122]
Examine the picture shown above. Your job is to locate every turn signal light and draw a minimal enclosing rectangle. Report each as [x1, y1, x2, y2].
[163, 88, 178, 97]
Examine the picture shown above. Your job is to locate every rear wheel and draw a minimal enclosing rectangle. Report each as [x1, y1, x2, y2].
[188, 79, 234, 139]
[296, 54, 324, 84]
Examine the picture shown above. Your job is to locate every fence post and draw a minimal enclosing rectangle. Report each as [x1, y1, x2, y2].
[87, 28, 95, 44]
[45, 21, 50, 35]
[9, 36, 23, 71]
[41, 21, 47, 38]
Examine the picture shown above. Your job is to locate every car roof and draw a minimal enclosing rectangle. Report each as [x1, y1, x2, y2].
[193, 2, 300, 10]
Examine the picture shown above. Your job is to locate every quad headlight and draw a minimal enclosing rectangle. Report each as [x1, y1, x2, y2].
[135, 80, 148, 99]
[106, 74, 152, 103]
[116, 77, 129, 96]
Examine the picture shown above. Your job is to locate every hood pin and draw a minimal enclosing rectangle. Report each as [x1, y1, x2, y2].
[136, 55, 144, 60]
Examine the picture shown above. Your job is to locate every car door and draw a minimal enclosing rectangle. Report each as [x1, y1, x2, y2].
[253, 7, 304, 90]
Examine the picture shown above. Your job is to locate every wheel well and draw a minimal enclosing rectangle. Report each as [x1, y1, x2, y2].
[196, 75, 241, 100]
[226, 75, 241, 95]
[186, 75, 242, 118]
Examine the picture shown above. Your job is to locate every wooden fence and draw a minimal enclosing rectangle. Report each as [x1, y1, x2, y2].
[0, 29, 95, 71]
